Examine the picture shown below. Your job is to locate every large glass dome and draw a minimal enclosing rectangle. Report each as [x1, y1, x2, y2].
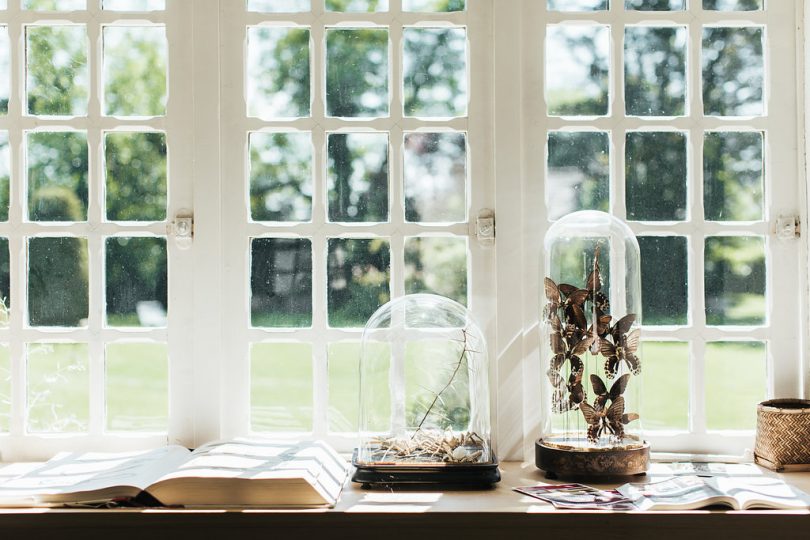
[353, 294, 498, 485]
[537, 211, 648, 477]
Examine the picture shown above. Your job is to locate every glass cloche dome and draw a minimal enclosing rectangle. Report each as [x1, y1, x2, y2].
[537, 211, 649, 478]
[352, 294, 500, 487]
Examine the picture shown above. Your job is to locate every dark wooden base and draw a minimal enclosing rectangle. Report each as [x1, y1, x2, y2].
[352, 453, 501, 489]
[535, 438, 649, 480]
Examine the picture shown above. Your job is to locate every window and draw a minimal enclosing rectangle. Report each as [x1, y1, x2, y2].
[0, 0, 804, 461]
[219, 0, 494, 449]
[506, 0, 802, 456]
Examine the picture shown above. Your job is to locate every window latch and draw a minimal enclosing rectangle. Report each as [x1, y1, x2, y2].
[169, 211, 194, 250]
[475, 209, 495, 247]
[775, 215, 800, 240]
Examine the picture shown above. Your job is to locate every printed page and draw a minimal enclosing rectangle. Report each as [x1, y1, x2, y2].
[618, 475, 731, 511]
[708, 476, 810, 510]
[0, 445, 191, 505]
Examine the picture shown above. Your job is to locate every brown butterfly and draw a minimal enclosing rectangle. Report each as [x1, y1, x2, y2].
[543, 277, 561, 321]
[586, 246, 611, 313]
[587, 310, 612, 354]
[547, 359, 585, 413]
[590, 373, 630, 411]
[610, 313, 637, 343]
[601, 328, 641, 379]
[580, 396, 625, 442]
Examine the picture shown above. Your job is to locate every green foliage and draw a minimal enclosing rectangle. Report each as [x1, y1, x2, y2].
[105, 237, 167, 320]
[105, 132, 167, 221]
[104, 27, 166, 116]
[28, 131, 88, 221]
[29, 235, 89, 327]
[326, 28, 388, 117]
[27, 26, 87, 116]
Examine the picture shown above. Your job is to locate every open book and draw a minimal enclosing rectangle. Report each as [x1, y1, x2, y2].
[618, 475, 810, 511]
[0, 438, 349, 508]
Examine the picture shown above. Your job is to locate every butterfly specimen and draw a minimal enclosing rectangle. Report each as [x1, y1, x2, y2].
[590, 373, 629, 411]
[544, 241, 642, 443]
[601, 325, 641, 379]
[580, 397, 625, 442]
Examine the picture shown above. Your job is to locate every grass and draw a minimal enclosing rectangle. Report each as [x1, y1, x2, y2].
[0, 339, 767, 437]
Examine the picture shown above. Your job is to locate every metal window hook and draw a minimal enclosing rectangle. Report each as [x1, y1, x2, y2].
[168, 210, 194, 250]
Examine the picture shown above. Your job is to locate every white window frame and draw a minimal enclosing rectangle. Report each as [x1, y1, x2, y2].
[2, 0, 806, 462]
[0, 0, 198, 462]
[495, 0, 807, 460]
[216, 0, 495, 453]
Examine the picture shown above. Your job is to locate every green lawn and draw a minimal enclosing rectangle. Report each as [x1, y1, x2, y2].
[0, 340, 766, 436]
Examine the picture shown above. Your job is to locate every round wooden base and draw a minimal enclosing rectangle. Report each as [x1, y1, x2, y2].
[535, 438, 650, 480]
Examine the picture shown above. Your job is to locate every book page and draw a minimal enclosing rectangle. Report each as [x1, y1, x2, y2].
[708, 476, 810, 510]
[146, 438, 349, 507]
[0, 445, 191, 505]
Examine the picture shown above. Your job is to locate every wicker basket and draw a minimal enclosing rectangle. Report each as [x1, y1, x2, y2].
[754, 399, 810, 471]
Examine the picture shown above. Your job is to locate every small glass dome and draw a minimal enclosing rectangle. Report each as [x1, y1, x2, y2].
[538, 211, 647, 476]
[354, 294, 497, 481]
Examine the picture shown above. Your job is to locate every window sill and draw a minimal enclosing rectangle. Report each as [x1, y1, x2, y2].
[0, 462, 808, 540]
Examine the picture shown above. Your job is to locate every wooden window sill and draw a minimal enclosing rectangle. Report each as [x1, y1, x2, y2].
[0, 462, 808, 540]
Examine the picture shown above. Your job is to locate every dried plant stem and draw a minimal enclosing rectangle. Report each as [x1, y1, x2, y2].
[412, 328, 469, 437]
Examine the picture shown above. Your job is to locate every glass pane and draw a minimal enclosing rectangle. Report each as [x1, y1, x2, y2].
[24, 0, 85, 9]
[27, 131, 88, 222]
[251, 343, 312, 432]
[639, 236, 688, 325]
[0, 131, 8, 221]
[626, 131, 687, 221]
[326, 0, 388, 11]
[27, 26, 88, 116]
[106, 343, 168, 432]
[640, 341, 688, 431]
[29, 237, 88, 327]
[0, 237, 10, 316]
[546, 25, 609, 116]
[103, 0, 164, 10]
[0, 346, 8, 432]
[703, 0, 762, 10]
[327, 238, 390, 328]
[546, 131, 609, 221]
[625, 26, 686, 117]
[403, 27, 467, 118]
[106, 237, 167, 328]
[705, 341, 766, 431]
[626, 0, 684, 9]
[328, 341, 390, 433]
[404, 236, 467, 305]
[705, 236, 765, 325]
[105, 132, 167, 222]
[248, 0, 309, 11]
[250, 132, 312, 222]
[704, 131, 763, 222]
[326, 28, 388, 118]
[327, 133, 388, 223]
[104, 26, 167, 117]
[0, 27, 8, 114]
[404, 0, 464, 11]
[251, 238, 312, 328]
[27, 343, 89, 433]
[405, 339, 470, 431]
[702, 27, 763, 117]
[548, 0, 607, 10]
[404, 132, 466, 223]
[247, 27, 310, 119]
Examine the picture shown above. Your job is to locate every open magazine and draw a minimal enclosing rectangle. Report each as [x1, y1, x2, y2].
[515, 483, 637, 510]
[0, 438, 349, 508]
[618, 475, 810, 511]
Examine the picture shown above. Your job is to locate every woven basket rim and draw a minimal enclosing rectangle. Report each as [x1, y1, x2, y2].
[758, 398, 810, 413]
